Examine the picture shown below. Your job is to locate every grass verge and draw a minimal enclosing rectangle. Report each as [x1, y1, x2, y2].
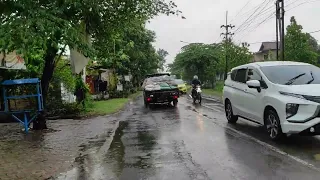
[202, 81, 223, 99]
[81, 91, 142, 117]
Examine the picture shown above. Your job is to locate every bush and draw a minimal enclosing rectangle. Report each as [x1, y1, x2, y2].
[46, 99, 83, 117]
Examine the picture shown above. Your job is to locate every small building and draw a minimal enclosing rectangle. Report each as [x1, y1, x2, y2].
[253, 42, 279, 62]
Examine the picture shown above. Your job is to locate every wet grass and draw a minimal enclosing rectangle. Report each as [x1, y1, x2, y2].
[202, 81, 223, 99]
[84, 99, 129, 116]
[82, 91, 142, 117]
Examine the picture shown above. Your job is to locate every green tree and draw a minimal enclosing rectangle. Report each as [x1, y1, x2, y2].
[172, 43, 220, 86]
[157, 49, 169, 72]
[172, 41, 252, 85]
[95, 20, 163, 87]
[227, 42, 253, 70]
[0, 0, 180, 129]
[285, 16, 318, 64]
[0, 0, 179, 101]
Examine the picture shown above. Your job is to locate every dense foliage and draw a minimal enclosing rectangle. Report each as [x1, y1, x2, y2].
[285, 16, 319, 64]
[0, 0, 180, 102]
[170, 41, 252, 86]
[0, 0, 180, 128]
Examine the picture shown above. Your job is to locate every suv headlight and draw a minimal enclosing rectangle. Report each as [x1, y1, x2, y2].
[279, 91, 305, 99]
[286, 103, 299, 119]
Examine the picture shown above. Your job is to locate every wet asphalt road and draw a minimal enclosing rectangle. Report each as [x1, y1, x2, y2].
[55, 95, 320, 180]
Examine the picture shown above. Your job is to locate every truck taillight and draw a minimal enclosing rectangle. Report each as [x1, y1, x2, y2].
[147, 97, 152, 102]
[173, 95, 178, 99]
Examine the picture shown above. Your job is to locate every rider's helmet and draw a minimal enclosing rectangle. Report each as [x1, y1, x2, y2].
[193, 75, 198, 80]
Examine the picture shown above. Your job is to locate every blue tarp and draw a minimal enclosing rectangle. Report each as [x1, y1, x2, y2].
[2, 78, 40, 86]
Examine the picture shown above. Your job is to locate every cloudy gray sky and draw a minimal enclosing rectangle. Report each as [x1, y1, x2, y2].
[146, 0, 320, 65]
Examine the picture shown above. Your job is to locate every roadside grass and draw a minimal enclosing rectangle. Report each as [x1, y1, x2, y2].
[82, 91, 142, 117]
[202, 81, 224, 99]
[186, 81, 223, 99]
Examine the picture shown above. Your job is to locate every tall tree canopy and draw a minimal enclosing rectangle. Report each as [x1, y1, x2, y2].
[0, 0, 181, 129]
[94, 19, 167, 87]
[171, 41, 252, 85]
[0, 0, 180, 102]
[284, 16, 319, 64]
[157, 48, 169, 72]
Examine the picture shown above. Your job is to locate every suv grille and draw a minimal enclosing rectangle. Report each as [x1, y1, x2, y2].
[303, 95, 320, 104]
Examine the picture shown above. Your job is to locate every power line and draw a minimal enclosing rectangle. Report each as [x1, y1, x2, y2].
[308, 29, 320, 34]
[234, 0, 273, 35]
[238, 12, 276, 42]
[286, 0, 320, 11]
[233, 0, 308, 37]
[237, 0, 273, 33]
[231, 0, 273, 25]
[230, 0, 254, 23]
[236, 0, 317, 42]
[233, 0, 270, 33]
[234, 6, 276, 38]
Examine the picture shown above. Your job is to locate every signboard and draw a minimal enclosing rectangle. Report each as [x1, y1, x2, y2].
[0, 51, 26, 70]
[124, 75, 130, 81]
[117, 84, 123, 91]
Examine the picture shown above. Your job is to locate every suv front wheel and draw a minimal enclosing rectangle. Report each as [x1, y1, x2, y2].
[225, 100, 238, 123]
[265, 109, 284, 140]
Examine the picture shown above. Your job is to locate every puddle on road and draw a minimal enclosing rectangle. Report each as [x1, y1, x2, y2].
[102, 121, 128, 177]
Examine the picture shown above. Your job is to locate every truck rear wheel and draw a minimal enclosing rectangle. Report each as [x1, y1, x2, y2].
[173, 100, 178, 107]
[144, 99, 148, 108]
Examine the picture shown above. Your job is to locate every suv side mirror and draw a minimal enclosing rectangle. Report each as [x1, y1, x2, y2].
[246, 80, 261, 92]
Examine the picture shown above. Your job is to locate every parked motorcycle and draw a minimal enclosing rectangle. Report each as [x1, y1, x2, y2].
[192, 85, 202, 104]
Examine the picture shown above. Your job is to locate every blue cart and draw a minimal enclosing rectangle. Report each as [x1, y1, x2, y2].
[1, 78, 44, 133]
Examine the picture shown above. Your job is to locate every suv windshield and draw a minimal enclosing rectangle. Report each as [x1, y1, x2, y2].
[260, 65, 320, 85]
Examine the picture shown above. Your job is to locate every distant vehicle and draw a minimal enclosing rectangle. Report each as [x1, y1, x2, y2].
[145, 72, 170, 78]
[142, 75, 179, 108]
[174, 79, 187, 94]
[223, 61, 320, 140]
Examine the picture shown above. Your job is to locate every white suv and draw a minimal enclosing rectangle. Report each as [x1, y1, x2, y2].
[223, 61, 320, 140]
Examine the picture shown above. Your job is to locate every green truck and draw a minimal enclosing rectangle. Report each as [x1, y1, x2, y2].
[142, 74, 179, 108]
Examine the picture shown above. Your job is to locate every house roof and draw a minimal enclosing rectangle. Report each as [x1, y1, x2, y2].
[258, 42, 279, 52]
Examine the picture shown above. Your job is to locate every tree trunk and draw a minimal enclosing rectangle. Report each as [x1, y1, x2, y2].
[33, 45, 58, 130]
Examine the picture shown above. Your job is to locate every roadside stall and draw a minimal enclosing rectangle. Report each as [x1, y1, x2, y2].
[0, 78, 44, 133]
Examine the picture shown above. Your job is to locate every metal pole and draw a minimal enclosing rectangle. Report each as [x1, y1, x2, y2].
[221, 11, 234, 80]
[276, 1, 279, 61]
[280, 0, 285, 61]
[224, 11, 228, 80]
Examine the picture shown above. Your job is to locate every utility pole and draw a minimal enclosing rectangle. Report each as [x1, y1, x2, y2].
[221, 11, 235, 80]
[275, 1, 280, 61]
[277, 0, 285, 61]
[280, 0, 285, 61]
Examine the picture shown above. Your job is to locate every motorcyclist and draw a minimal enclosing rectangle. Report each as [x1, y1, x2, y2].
[191, 75, 201, 97]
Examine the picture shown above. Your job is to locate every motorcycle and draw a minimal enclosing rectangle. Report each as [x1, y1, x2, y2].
[191, 85, 202, 104]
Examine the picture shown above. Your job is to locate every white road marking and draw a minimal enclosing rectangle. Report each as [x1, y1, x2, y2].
[185, 97, 320, 172]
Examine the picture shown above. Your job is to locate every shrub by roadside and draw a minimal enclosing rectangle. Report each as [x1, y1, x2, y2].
[46, 91, 142, 119]
[202, 81, 223, 99]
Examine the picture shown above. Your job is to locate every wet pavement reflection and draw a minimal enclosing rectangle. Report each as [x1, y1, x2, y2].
[2, 96, 320, 179]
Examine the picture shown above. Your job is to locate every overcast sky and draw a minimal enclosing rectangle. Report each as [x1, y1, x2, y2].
[146, 0, 320, 65]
